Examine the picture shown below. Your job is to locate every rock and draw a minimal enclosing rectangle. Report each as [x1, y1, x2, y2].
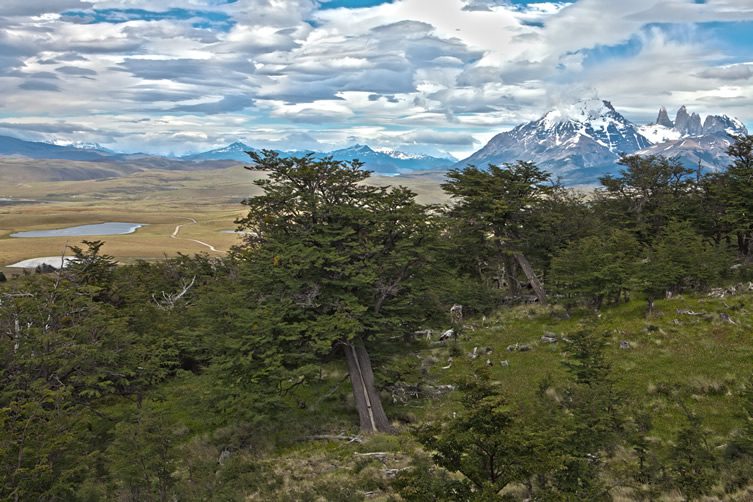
[506, 343, 531, 352]
[619, 340, 631, 350]
[676, 309, 705, 316]
[720, 313, 735, 324]
[500, 360, 509, 367]
[0, 272, 6, 282]
[541, 333, 558, 344]
[469, 346, 478, 359]
[35, 263, 57, 274]
[674, 106, 704, 135]
[656, 106, 674, 128]
[484, 346, 493, 354]
[218, 448, 231, 465]
[450, 304, 463, 323]
[438, 329, 455, 341]
[414, 329, 432, 340]
[486, 359, 492, 366]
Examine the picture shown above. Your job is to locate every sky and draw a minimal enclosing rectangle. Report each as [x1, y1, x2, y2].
[0, 0, 752, 158]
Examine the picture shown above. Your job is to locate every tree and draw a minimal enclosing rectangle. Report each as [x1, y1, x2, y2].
[668, 407, 717, 499]
[65, 240, 117, 288]
[442, 162, 554, 303]
[706, 135, 753, 256]
[638, 220, 730, 314]
[107, 406, 181, 502]
[556, 330, 623, 500]
[550, 229, 640, 309]
[233, 152, 441, 433]
[413, 374, 568, 499]
[0, 272, 135, 500]
[596, 155, 696, 243]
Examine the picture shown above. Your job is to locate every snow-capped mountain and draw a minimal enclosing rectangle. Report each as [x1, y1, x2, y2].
[325, 144, 455, 174]
[372, 146, 456, 161]
[458, 99, 652, 183]
[636, 106, 748, 170]
[49, 139, 114, 153]
[458, 99, 748, 184]
[181, 141, 258, 162]
[0, 134, 114, 161]
[183, 142, 455, 175]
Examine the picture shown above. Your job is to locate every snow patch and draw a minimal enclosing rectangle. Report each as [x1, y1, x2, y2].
[638, 124, 682, 145]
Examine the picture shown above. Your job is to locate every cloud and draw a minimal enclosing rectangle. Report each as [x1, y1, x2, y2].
[0, 0, 93, 16]
[168, 94, 253, 113]
[402, 130, 478, 146]
[19, 80, 61, 91]
[697, 63, 753, 81]
[0, 0, 751, 157]
[57, 65, 98, 76]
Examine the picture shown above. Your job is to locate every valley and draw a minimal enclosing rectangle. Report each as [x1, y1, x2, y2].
[0, 161, 448, 274]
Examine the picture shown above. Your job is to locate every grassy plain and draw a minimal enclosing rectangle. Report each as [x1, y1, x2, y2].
[0, 161, 448, 273]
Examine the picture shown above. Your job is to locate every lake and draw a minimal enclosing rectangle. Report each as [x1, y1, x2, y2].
[10, 222, 146, 238]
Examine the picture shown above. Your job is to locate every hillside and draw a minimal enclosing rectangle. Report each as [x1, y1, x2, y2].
[208, 291, 753, 500]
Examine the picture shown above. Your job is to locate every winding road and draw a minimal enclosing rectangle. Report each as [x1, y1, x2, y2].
[170, 217, 222, 253]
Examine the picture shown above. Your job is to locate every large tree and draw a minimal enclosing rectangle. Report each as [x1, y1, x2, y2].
[233, 152, 440, 433]
[704, 135, 753, 256]
[442, 161, 554, 303]
[596, 154, 697, 243]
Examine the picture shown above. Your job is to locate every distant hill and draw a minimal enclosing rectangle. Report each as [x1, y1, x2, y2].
[182, 143, 456, 175]
[0, 134, 114, 162]
[457, 99, 748, 184]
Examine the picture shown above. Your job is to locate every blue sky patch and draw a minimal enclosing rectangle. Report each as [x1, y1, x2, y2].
[63, 8, 235, 31]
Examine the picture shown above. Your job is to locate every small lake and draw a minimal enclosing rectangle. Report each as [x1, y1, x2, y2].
[0, 198, 38, 206]
[10, 222, 146, 238]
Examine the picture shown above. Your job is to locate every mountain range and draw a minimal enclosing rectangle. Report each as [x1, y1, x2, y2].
[458, 99, 748, 184]
[0, 100, 748, 184]
[181, 143, 456, 174]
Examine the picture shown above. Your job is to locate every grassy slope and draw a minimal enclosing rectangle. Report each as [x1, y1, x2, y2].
[137, 291, 753, 500]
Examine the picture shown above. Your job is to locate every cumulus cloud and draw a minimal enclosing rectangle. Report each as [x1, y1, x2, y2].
[0, 0, 93, 16]
[0, 0, 752, 157]
[697, 64, 753, 81]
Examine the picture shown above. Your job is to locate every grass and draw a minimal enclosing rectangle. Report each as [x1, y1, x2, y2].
[386, 293, 753, 442]
[210, 291, 752, 499]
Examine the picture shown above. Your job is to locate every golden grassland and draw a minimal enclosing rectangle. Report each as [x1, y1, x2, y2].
[0, 161, 448, 273]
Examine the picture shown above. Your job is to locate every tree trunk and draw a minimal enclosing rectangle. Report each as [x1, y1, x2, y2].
[737, 231, 750, 256]
[513, 252, 547, 304]
[343, 338, 394, 433]
[503, 254, 520, 297]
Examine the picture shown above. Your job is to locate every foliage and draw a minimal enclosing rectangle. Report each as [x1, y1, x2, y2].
[413, 372, 569, 500]
[550, 229, 640, 308]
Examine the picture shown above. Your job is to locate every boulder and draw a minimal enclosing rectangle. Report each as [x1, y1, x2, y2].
[541, 333, 558, 344]
[438, 329, 455, 341]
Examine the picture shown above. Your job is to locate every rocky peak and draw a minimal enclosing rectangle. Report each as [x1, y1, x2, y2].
[656, 106, 674, 128]
[702, 114, 749, 136]
[674, 106, 703, 136]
